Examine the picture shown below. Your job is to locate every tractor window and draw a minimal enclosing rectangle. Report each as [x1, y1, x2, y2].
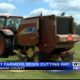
[19, 27, 36, 35]
[6, 18, 22, 31]
[0, 18, 5, 29]
[26, 27, 36, 33]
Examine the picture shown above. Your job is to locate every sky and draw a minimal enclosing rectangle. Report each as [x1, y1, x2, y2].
[0, 0, 80, 24]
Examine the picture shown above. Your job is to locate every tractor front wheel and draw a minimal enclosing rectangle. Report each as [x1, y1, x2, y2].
[0, 34, 12, 57]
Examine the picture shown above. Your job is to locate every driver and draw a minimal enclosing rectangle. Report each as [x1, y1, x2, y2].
[8, 20, 16, 31]
[8, 20, 15, 27]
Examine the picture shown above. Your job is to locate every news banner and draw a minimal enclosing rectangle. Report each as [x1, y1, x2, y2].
[0, 62, 79, 70]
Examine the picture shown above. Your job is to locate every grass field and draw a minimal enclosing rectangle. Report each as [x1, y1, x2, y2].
[0, 42, 80, 79]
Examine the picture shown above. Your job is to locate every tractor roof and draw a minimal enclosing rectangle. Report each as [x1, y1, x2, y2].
[0, 15, 23, 18]
[25, 15, 55, 20]
[25, 15, 73, 20]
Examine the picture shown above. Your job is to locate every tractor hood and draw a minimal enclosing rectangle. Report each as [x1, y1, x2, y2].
[1, 29, 14, 36]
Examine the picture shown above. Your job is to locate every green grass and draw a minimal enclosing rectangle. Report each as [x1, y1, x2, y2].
[71, 42, 80, 61]
[0, 70, 80, 79]
[0, 56, 19, 62]
[0, 43, 80, 79]
[72, 42, 80, 51]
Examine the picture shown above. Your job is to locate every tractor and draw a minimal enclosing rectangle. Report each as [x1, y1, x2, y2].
[0, 14, 79, 62]
[0, 15, 22, 57]
[15, 15, 80, 62]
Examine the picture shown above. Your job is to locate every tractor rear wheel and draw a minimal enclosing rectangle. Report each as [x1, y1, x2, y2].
[60, 51, 74, 61]
[0, 34, 12, 57]
[61, 53, 74, 61]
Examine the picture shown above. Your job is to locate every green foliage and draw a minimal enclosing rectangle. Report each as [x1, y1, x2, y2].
[75, 24, 80, 35]
[72, 43, 80, 51]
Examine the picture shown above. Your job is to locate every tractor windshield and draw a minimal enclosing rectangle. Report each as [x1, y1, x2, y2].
[0, 18, 5, 29]
[6, 17, 22, 32]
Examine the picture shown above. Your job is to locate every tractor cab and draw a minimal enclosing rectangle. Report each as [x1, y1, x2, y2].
[0, 15, 23, 57]
[0, 16, 6, 29]
[0, 16, 23, 34]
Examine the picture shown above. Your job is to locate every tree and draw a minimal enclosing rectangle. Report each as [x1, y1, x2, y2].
[75, 23, 80, 35]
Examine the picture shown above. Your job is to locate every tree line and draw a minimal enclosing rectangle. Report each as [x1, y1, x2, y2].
[75, 24, 80, 35]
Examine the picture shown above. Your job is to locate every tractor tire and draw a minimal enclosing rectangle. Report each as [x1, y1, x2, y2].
[0, 34, 12, 57]
[61, 53, 74, 61]
[45, 54, 59, 62]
